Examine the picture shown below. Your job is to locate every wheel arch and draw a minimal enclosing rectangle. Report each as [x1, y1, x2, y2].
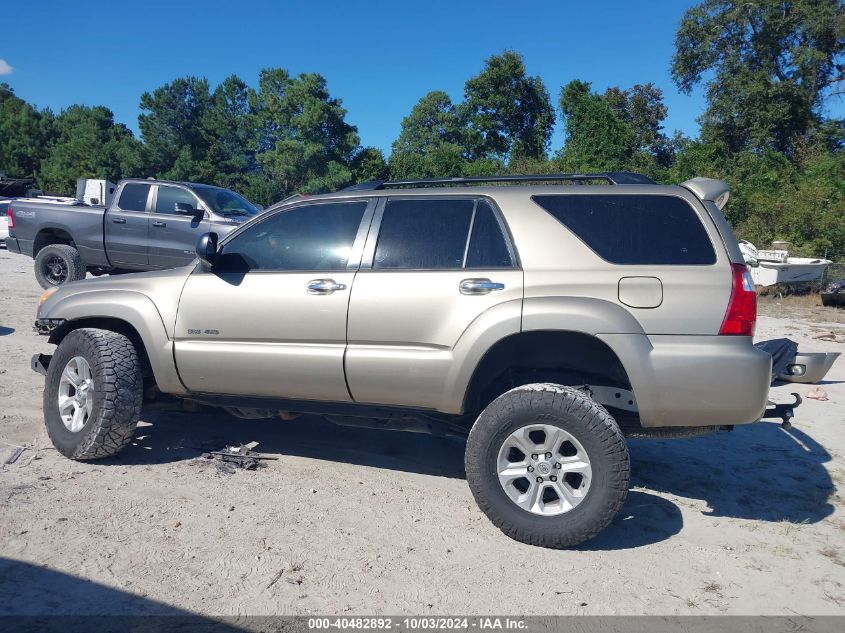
[34, 227, 76, 254]
[43, 291, 186, 395]
[461, 330, 634, 415]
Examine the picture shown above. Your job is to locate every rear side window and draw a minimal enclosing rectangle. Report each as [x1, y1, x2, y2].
[532, 194, 716, 265]
[117, 184, 151, 212]
[374, 198, 513, 270]
[466, 200, 513, 268]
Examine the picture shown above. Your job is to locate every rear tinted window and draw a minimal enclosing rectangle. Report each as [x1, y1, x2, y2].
[374, 198, 513, 270]
[117, 184, 151, 212]
[375, 199, 474, 269]
[532, 194, 716, 265]
[466, 200, 513, 268]
[0, 202, 8, 217]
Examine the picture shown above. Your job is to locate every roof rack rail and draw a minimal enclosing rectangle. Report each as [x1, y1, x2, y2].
[342, 172, 655, 192]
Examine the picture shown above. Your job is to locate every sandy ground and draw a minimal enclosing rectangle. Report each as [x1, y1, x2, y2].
[1, 247, 844, 617]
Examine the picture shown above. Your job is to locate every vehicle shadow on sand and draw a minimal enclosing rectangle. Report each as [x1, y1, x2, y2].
[124, 401, 468, 478]
[0, 557, 244, 629]
[114, 401, 833, 549]
[628, 422, 835, 524]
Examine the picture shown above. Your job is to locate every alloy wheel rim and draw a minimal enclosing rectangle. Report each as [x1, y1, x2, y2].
[43, 255, 68, 285]
[57, 356, 94, 432]
[497, 423, 592, 516]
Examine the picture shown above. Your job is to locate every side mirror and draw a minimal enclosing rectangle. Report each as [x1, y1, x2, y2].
[196, 232, 218, 268]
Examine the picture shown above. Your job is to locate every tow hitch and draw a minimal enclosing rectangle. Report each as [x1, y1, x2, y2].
[761, 392, 802, 429]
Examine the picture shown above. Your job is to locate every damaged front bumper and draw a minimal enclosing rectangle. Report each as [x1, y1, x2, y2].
[33, 318, 65, 336]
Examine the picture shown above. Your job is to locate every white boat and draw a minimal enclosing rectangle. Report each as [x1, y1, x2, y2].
[738, 241, 831, 287]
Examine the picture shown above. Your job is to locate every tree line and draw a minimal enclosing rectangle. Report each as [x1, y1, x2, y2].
[1, 0, 843, 257]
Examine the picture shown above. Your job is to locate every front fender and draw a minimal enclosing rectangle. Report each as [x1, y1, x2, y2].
[41, 289, 186, 395]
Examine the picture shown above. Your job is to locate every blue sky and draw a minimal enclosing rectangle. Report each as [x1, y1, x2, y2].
[4, 1, 713, 155]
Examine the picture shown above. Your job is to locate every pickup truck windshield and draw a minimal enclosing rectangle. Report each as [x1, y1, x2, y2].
[193, 186, 259, 217]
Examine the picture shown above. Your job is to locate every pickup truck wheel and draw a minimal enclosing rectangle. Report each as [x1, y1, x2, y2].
[34, 244, 86, 289]
[464, 383, 630, 548]
[43, 328, 143, 460]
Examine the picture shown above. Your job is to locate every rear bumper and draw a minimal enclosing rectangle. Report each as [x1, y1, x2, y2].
[599, 333, 772, 428]
[4, 236, 21, 254]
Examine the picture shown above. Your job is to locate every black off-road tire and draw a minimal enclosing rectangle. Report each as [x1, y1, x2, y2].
[465, 383, 630, 548]
[34, 244, 86, 289]
[43, 328, 143, 460]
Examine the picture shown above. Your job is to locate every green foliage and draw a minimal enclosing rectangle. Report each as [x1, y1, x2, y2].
[462, 50, 555, 161]
[604, 83, 673, 167]
[389, 50, 554, 179]
[556, 80, 633, 171]
[0, 83, 54, 180]
[389, 91, 468, 178]
[254, 69, 360, 194]
[139, 76, 212, 178]
[39, 105, 142, 194]
[350, 147, 389, 183]
[672, 0, 845, 154]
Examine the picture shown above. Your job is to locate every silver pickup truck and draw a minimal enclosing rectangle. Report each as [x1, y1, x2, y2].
[5, 179, 261, 288]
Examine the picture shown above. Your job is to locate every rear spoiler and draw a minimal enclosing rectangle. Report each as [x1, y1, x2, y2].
[681, 177, 730, 210]
[681, 177, 744, 265]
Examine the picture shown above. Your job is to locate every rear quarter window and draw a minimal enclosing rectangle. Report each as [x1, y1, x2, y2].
[532, 194, 716, 265]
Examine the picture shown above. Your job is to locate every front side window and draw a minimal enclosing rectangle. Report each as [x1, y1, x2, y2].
[155, 186, 199, 215]
[532, 194, 716, 265]
[373, 198, 513, 270]
[216, 201, 368, 272]
[117, 183, 151, 212]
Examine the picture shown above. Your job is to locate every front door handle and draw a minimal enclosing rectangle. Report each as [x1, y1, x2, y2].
[152, 221, 167, 228]
[307, 279, 347, 295]
[460, 278, 505, 295]
[111, 217, 126, 224]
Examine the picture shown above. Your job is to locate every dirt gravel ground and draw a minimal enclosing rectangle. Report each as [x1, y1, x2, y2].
[1, 247, 844, 617]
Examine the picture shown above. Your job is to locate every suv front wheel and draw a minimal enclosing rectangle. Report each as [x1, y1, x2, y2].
[465, 384, 630, 548]
[43, 328, 143, 460]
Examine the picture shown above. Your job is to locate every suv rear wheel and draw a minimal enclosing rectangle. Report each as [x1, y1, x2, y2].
[43, 328, 143, 460]
[465, 383, 629, 548]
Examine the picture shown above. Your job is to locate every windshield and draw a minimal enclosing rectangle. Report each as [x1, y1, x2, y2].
[193, 186, 259, 217]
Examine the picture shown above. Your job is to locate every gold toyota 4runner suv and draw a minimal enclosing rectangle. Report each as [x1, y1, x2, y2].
[32, 173, 779, 548]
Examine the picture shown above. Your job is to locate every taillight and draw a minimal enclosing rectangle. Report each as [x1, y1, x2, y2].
[719, 263, 757, 336]
[6, 206, 13, 230]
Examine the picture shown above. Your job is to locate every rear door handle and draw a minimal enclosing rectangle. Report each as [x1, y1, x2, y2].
[307, 279, 347, 295]
[460, 278, 505, 295]
[111, 217, 126, 224]
[152, 221, 167, 228]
